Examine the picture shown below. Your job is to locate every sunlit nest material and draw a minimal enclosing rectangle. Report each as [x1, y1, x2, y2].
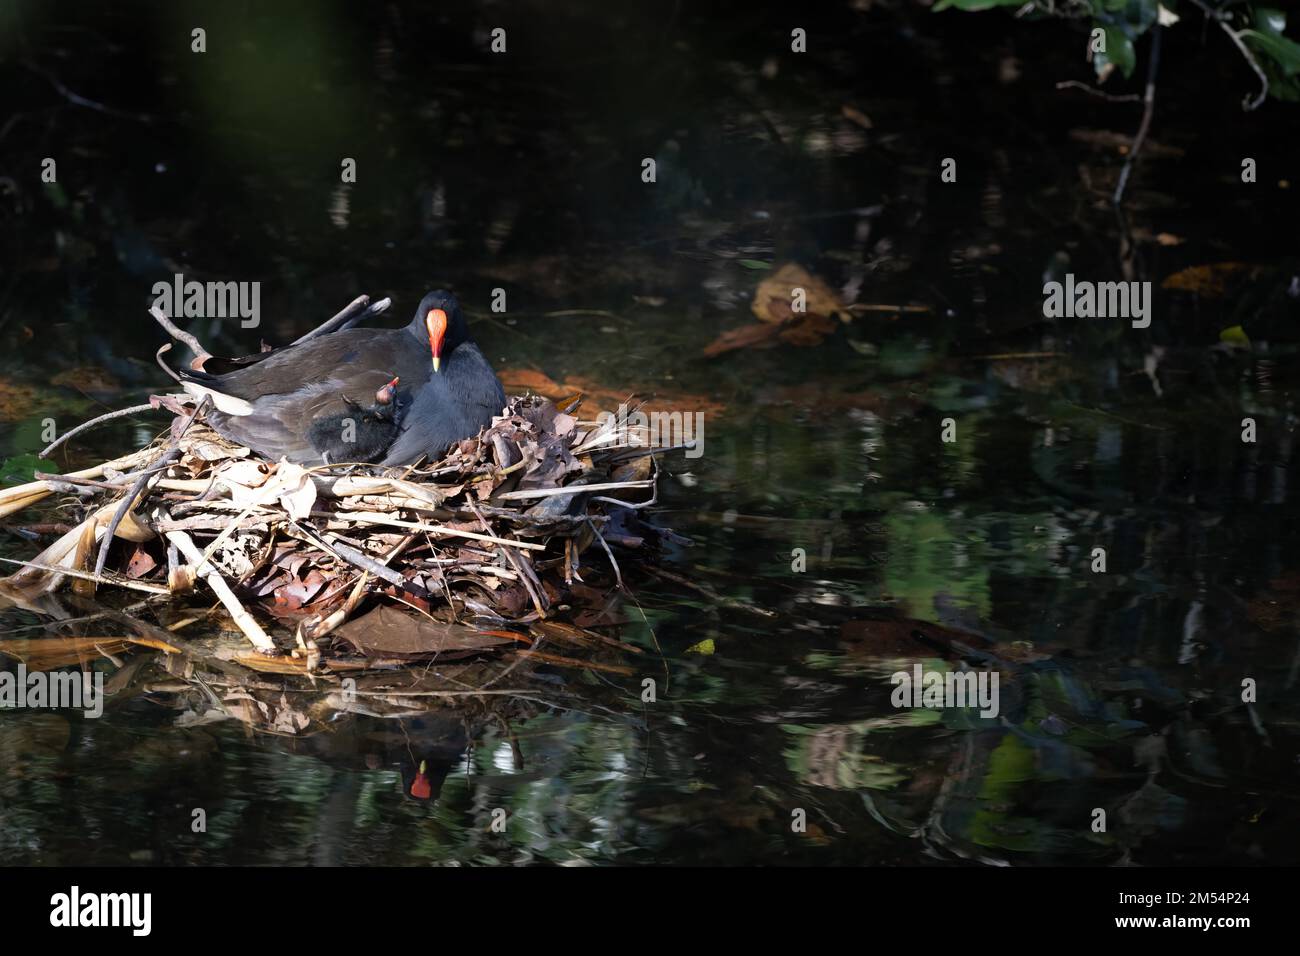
[0, 299, 673, 733]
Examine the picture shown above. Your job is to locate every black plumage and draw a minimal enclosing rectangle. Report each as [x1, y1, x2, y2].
[177, 291, 505, 466]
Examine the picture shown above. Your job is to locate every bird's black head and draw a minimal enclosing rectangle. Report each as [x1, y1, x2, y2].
[408, 290, 470, 374]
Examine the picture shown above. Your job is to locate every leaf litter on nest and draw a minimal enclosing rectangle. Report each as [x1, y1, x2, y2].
[0, 374, 678, 733]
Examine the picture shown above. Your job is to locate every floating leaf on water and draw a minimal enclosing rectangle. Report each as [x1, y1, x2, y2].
[1219, 324, 1251, 347]
[751, 263, 851, 325]
[704, 262, 854, 357]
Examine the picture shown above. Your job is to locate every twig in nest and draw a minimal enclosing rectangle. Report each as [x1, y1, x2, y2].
[0, 557, 170, 594]
[38, 403, 161, 459]
[467, 500, 547, 618]
[318, 510, 546, 550]
[302, 572, 369, 645]
[319, 534, 407, 589]
[587, 517, 623, 589]
[33, 472, 130, 492]
[93, 397, 209, 576]
[593, 463, 660, 512]
[163, 523, 277, 654]
[149, 305, 212, 366]
[287, 520, 432, 600]
[300, 533, 414, 644]
[495, 480, 655, 501]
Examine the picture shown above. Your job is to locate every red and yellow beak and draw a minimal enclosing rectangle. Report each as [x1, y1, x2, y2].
[426, 308, 448, 373]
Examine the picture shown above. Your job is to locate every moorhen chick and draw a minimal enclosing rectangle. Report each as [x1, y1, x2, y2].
[305, 375, 407, 464]
[178, 290, 505, 465]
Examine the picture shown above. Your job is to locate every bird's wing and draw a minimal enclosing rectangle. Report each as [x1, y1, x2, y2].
[197, 378, 389, 463]
[182, 329, 407, 401]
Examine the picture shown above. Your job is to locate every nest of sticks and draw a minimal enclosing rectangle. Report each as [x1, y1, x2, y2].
[0, 296, 671, 731]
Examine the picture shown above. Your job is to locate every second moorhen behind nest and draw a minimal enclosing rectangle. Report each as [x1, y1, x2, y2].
[179, 290, 505, 466]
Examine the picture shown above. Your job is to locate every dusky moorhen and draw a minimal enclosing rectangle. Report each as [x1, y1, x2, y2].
[179, 290, 505, 465]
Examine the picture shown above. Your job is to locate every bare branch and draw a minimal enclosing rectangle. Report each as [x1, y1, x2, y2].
[149, 305, 212, 365]
[1055, 80, 1143, 103]
[94, 396, 209, 576]
[39, 403, 160, 459]
[1114, 22, 1163, 206]
[1187, 0, 1270, 110]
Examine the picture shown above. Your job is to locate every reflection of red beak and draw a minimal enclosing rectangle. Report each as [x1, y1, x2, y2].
[426, 309, 448, 373]
[410, 759, 432, 799]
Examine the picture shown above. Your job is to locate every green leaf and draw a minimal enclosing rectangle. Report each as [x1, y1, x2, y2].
[1219, 325, 1251, 346]
[736, 259, 772, 271]
[1242, 8, 1300, 77]
[0, 453, 53, 488]
[1095, 23, 1137, 79]
[1237, 8, 1300, 101]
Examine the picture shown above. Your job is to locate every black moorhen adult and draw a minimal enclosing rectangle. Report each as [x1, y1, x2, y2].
[178, 290, 505, 465]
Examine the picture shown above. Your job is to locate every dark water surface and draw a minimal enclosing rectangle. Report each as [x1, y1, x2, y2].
[1, 2, 1298, 865]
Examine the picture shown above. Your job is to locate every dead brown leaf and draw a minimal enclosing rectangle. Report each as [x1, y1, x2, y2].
[1161, 262, 1261, 298]
[332, 604, 521, 659]
[751, 263, 851, 325]
[701, 321, 783, 357]
[126, 545, 158, 580]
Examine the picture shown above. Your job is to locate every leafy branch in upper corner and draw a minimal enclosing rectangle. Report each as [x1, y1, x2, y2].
[934, 1, 1300, 205]
[935, 1, 1300, 108]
